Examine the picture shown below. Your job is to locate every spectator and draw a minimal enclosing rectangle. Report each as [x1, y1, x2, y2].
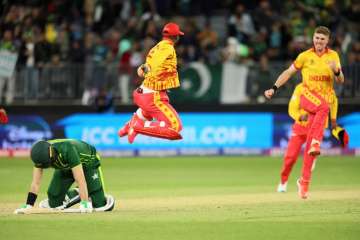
[197, 19, 219, 64]
[0, 29, 17, 104]
[228, 3, 255, 44]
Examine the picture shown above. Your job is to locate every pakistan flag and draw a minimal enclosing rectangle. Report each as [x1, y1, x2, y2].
[170, 62, 249, 104]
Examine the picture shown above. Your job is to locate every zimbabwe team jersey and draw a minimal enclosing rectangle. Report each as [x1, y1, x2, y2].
[142, 39, 180, 91]
[293, 48, 341, 104]
[289, 83, 338, 129]
[47, 139, 100, 170]
[288, 83, 307, 126]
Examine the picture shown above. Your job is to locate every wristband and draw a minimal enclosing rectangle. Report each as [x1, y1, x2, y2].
[334, 69, 340, 76]
[272, 85, 278, 93]
[26, 192, 37, 206]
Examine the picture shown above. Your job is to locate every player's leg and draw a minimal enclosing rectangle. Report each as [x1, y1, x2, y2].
[133, 91, 182, 140]
[297, 139, 318, 199]
[118, 88, 152, 140]
[127, 90, 182, 142]
[118, 108, 152, 137]
[300, 89, 329, 156]
[46, 169, 75, 208]
[83, 165, 114, 211]
[279, 134, 307, 192]
[125, 108, 154, 142]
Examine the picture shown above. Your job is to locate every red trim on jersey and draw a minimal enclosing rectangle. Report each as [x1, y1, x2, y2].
[311, 46, 329, 57]
[292, 61, 301, 70]
[162, 38, 174, 45]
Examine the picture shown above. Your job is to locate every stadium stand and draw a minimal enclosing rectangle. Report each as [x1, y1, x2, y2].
[0, 0, 359, 105]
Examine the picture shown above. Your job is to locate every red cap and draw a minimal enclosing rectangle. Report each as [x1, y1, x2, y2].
[162, 22, 184, 37]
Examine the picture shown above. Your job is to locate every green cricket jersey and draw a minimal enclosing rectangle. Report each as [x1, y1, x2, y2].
[47, 139, 100, 170]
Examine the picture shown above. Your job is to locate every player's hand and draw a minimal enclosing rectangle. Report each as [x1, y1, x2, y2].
[327, 61, 338, 73]
[137, 66, 145, 77]
[14, 204, 33, 214]
[79, 200, 93, 213]
[264, 89, 275, 100]
[137, 64, 150, 77]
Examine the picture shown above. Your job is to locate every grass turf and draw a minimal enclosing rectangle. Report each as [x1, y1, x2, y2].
[0, 156, 359, 240]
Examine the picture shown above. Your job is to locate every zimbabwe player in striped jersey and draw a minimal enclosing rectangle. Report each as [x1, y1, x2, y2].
[118, 22, 184, 143]
[264, 26, 344, 199]
[276, 83, 339, 195]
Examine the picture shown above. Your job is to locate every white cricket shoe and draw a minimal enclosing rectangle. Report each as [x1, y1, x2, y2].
[94, 194, 115, 212]
[277, 182, 288, 193]
[38, 199, 64, 210]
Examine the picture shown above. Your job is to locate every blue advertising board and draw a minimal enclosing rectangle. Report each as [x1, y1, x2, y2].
[337, 113, 360, 148]
[56, 113, 273, 150]
[0, 115, 52, 149]
[1, 112, 358, 156]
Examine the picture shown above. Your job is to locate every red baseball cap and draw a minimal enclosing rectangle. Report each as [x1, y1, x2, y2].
[162, 22, 184, 37]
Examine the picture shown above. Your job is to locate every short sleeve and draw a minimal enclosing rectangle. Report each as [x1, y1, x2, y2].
[293, 52, 306, 70]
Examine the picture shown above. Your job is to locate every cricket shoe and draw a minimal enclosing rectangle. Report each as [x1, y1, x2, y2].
[128, 114, 144, 144]
[94, 194, 115, 212]
[63, 188, 80, 208]
[297, 178, 309, 199]
[39, 188, 80, 209]
[277, 181, 288, 193]
[308, 140, 321, 156]
[118, 121, 130, 137]
[38, 199, 65, 210]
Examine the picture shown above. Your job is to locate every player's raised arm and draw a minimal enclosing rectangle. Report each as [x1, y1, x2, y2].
[264, 65, 298, 100]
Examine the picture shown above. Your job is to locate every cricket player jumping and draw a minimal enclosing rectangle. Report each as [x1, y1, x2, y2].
[14, 139, 115, 214]
[118, 22, 184, 143]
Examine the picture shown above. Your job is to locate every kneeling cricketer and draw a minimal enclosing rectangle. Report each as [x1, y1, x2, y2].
[14, 139, 115, 214]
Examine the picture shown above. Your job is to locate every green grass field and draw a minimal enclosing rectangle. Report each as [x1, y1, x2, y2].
[0, 156, 359, 240]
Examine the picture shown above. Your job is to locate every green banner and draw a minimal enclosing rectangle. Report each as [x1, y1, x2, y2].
[170, 62, 249, 104]
[170, 62, 222, 104]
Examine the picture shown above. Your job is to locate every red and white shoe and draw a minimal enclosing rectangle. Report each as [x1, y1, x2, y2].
[127, 114, 144, 144]
[297, 178, 309, 199]
[308, 140, 321, 156]
[118, 121, 130, 137]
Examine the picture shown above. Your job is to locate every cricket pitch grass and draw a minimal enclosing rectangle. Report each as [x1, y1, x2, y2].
[1, 156, 359, 240]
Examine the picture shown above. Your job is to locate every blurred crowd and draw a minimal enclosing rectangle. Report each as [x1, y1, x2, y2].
[0, 0, 359, 106]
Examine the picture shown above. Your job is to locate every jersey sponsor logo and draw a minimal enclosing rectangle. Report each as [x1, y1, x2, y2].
[309, 75, 330, 82]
